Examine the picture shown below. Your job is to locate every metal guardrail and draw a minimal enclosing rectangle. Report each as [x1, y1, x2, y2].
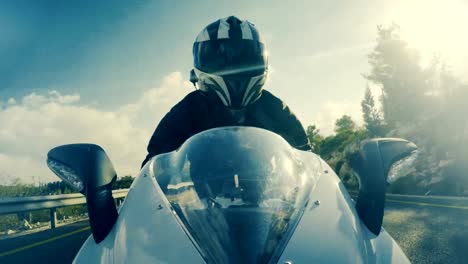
[348, 191, 468, 208]
[0, 189, 129, 229]
[2, 190, 466, 232]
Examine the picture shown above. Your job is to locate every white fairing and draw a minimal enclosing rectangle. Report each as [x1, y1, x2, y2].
[277, 160, 409, 264]
[73, 127, 409, 264]
[73, 163, 205, 263]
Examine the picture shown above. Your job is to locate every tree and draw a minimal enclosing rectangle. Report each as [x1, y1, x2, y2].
[306, 125, 323, 153]
[366, 23, 429, 128]
[112, 176, 134, 189]
[361, 85, 385, 136]
[312, 115, 367, 191]
[316, 115, 366, 160]
[334, 115, 356, 134]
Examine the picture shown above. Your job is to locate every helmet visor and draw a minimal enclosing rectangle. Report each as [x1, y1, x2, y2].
[194, 39, 267, 77]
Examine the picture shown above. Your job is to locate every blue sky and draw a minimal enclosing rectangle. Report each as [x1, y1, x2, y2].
[0, 1, 384, 110]
[1, 0, 467, 184]
[2, 0, 466, 119]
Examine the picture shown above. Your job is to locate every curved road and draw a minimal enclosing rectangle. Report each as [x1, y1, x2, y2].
[383, 199, 468, 264]
[1, 196, 467, 263]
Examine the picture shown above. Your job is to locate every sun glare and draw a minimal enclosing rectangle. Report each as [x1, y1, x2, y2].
[391, 0, 468, 68]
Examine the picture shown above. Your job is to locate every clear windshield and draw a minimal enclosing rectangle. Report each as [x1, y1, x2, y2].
[153, 127, 322, 264]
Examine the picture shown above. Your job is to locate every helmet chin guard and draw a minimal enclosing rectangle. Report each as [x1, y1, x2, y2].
[194, 68, 266, 109]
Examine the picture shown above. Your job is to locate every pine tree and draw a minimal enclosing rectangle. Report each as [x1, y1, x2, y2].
[365, 23, 428, 127]
[361, 85, 384, 136]
[306, 125, 323, 153]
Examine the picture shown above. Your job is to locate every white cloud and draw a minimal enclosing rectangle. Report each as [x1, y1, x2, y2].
[0, 72, 193, 185]
[1, 71, 363, 185]
[0, 154, 46, 185]
[119, 72, 194, 130]
[20, 91, 80, 109]
[7, 98, 16, 105]
[312, 101, 363, 136]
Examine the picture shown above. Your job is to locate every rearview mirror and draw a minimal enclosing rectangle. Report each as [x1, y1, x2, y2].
[47, 144, 118, 243]
[349, 138, 417, 235]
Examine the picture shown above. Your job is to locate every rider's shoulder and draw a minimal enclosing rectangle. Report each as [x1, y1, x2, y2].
[260, 90, 280, 101]
[183, 90, 206, 101]
[256, 90, 287, 109]
[175, 90, 209, 107]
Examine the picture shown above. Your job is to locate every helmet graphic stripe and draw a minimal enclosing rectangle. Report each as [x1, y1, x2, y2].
[214, 90, 229, 106]
[206, 20, 221, 40]
[241, 76, 257, 106]
[207, 77, 231, 105]
[243, 85, 261, 106]
[242, 75, 265, 106]
[248, 23, 264, 43]
[217, 18, 230, 39]
[194, 69, 232, 106]
[240, 21, 253, 40]
[195, 28, 210, 42]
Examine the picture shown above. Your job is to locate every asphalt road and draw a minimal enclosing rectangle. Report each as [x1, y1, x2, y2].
[383, 199, 468, 264]
[0, 197, 467, 264]
[0, 220, 91, 264]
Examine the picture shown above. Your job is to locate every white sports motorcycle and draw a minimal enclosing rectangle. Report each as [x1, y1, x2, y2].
[47, 126, 417, 263]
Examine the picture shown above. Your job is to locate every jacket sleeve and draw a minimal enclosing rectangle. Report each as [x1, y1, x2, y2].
[279, 104, 311, 151]
[257, 91, 311, 151]
[141, 94, 195, 168]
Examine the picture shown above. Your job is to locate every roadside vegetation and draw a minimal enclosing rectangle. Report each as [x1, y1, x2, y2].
[309, 24, 468, 197]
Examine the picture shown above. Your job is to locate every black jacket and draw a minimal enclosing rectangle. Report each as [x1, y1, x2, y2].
[142, 90, 310, 167]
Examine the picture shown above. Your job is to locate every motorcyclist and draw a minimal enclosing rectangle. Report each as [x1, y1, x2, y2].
[142, 16, 310, 167]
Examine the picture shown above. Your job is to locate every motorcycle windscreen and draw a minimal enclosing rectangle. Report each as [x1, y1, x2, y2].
[153, 127, 321, 264]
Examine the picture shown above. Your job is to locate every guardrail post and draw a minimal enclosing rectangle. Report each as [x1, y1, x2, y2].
[50, 208, 57, 229]
[0, 189, 129, 228]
